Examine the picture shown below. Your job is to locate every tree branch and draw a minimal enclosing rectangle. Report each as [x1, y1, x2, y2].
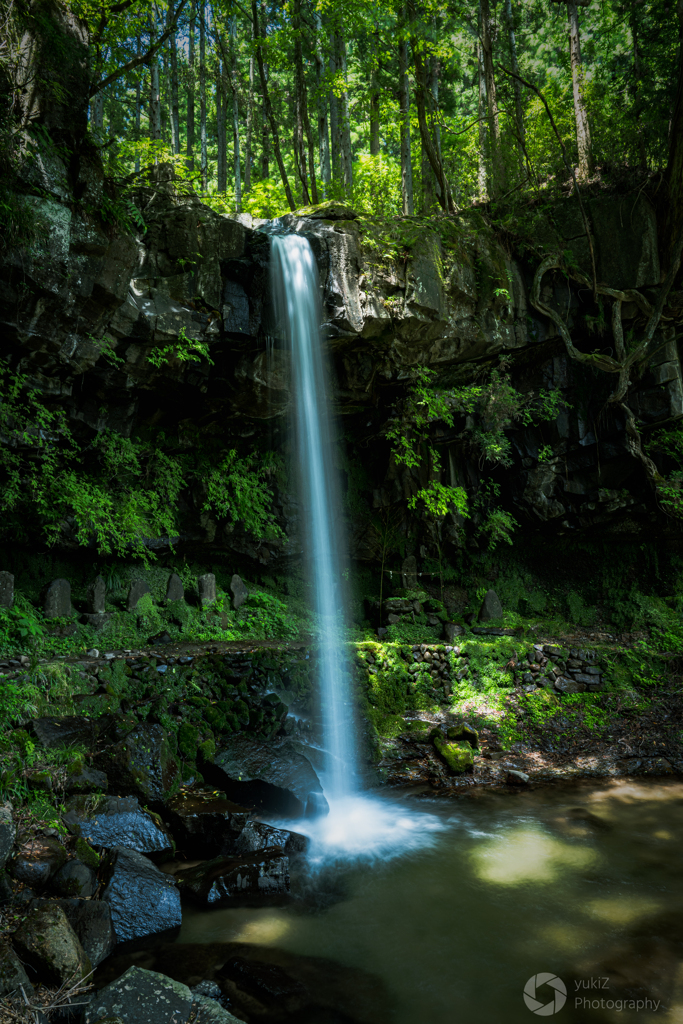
[89, 0, 188, 97]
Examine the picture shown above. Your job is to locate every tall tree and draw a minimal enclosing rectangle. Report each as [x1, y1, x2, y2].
[244, 18, 254, 193]
[216, 58, 227, 191]
[329, 41, 341, 182]
[229, 15, 242, 210]
[503, 0, 525, 162]
[149, 10, 162, 146]
[315, 11, 331, 194]
[480, 0, 505, 195]
[369, 21, 380, 157]
[293, 0, 318, 204]
[550, 0, 593, 178]
[186, 0, 195, 169]
[252, 0, 296, 209]
[398, 5, 414, 215]
[664, 0, 683, 266]
[167, 0, 180, 154]
[477, 15, 487, 199]
[199, 0, 207, 190]
[335, 25, 353, 192]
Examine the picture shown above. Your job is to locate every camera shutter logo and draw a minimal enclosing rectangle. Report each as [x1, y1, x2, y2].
[524, 974, 567, 1016]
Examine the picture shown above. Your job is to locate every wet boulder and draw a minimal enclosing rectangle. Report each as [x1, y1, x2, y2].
[85, 966, 243, 1024]
[50, 858, 97, 898]
[99, 724, 180, 804]
[210, 737, 323, 817]
[230, 574, 248, 610]
[10, 833, 67, 889]
[126, 580, 151, 611]
[234, 821, 308, 857]
[165, 791, 250, 858]
[30, 898, 115, 967]
[175, 851, 289, 905]
[165, 573, 184, 602]
[64, 795, 173, 853]
[64, 765, 108, 794]
[101, 847, 181, 944]
[12, 902, 92, 986]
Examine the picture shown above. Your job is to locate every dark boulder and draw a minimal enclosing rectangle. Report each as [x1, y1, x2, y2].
[209, 737, 323, 817]
[64, 795, 173, 853]
[50, 858, 97, 898]
[64, 766, 108, 794]
[31, 716, 96, 749]
[12, 902, 92, 986]
[29, 898, 115, 967]
[165, 792, 250, 858]
[175, 851, 289, 905]
[234, 821, 308, 857]
[99, 725, 180, 804]
[305, 792, 329, 818]
[85, 966, 242, 1024]
[0, 943, 34, 999]
[10, 834, 67, 889]
[101, 847, 181, 944]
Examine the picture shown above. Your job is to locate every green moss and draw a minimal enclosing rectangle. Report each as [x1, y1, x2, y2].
[74, 837, 100, 869]
[432, 734, 474, 773]
[177, 723, 199, 759]
[166, 599, 192, 629]
[197, 737, 216, 762]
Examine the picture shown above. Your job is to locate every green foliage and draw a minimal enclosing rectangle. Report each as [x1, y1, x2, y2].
[147, 327, 215, 369]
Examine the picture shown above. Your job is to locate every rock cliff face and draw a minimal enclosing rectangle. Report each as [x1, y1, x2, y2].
[2, 170, 679, 566]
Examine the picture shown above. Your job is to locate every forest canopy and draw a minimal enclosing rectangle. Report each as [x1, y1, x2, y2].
[38, 0, 680, 219]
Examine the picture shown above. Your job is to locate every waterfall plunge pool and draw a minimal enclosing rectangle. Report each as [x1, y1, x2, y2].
[173, 778, 683, 1024]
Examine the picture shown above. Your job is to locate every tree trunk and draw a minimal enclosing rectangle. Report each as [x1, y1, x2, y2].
[568, 1, 593, 179]
[244, 21, 254, 193]
[336, 26, 353, 192]
[315, 11, 331, 195]
[293, 0, 310, 204]
[149, 12, 162, 148]
[186, 0, 195, 170]
[329, 41, 341, 182]
[90, 91, 104, 132]
[664, 0, 683, 268]
[503, 0, 525, 159]
[480, 0, 505, 195]
[216, 59, 226, 191]
[167, 0, 180, 155]
[630, 6, 647, 171]
[199, 0, 207, 191]
[369, 22, 380, 156]
[230, 16, 242, 211]
[135, 36, 141, 172]
[407, 0, 454, 212]
[477, 23, 487, 199]
[252, 0, 296, 209]
[398, 6, 414, 215]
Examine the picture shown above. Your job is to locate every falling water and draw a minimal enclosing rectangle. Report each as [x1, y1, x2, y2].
[270, 233, 355, 798]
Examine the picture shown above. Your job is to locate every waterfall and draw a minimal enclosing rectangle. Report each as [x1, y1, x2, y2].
[270, 233, 355, 799]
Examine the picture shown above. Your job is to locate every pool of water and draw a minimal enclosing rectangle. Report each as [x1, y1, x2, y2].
[177, 778, 683, 1024]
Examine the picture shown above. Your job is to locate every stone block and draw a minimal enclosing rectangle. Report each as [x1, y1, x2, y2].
[230, 574, 248, 610]
[198, 573, 216, 605]
[85, 966, 243, 1024]
[126, 580, 151, 611]
[0, 571, 14, 609]
[32, 716, 96, 750]
[10, 834, 67, 889]
[0, 944, 34, 1000]
[30, 898, 115, 967]
[175, 851, 289, 905]
[0, 802, 15, 869]
[81, 612, 112, 631]
[401, 555, 418, 590]
[50, 858, 97, 898]
[44, 579, 72, 618]
[166, 573, 184, 602]
[96, 725, 180, 804]
[87, 576, 106, 614]
[479, 589, 503, 621]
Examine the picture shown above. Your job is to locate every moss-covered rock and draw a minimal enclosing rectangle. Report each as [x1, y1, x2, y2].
[13, 902, 92, 986]
[432, 733, 474, 773]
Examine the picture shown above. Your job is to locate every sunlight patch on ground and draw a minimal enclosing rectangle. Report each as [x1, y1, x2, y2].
[584, 896, 662, 926]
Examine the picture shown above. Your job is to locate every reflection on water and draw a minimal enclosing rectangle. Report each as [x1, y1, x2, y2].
[178, 779, 683, 1024]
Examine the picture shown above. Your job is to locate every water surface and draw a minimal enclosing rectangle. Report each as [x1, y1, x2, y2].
[179, 779, 683, 1024]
